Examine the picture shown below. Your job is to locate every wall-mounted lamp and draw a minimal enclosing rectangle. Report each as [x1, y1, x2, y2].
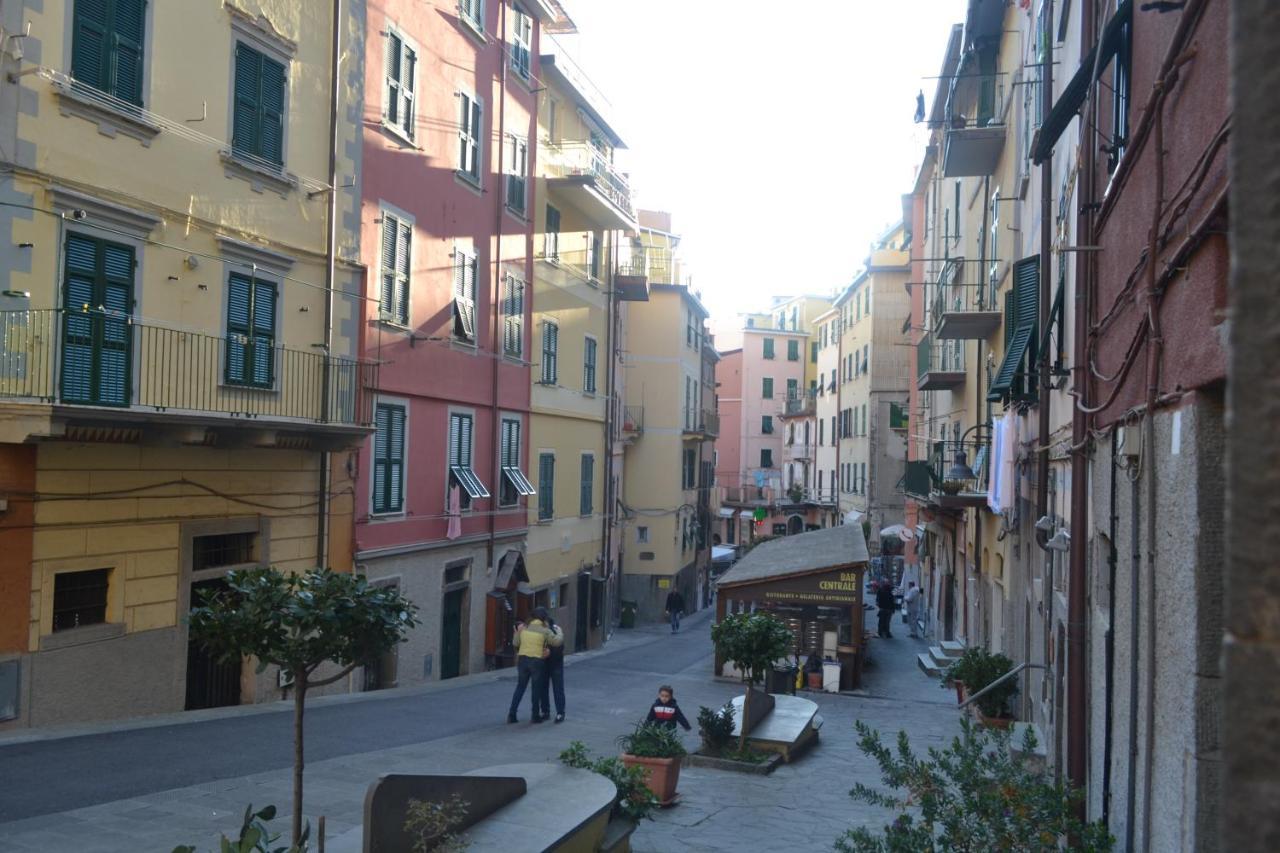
[17, 242, 33, 248]
[2, 289, 30, 298]
[298, 306, 309, 312]
[1045, 529, 1071, 552]
[167, 275, 180, 281]
[1034, 514, 1055, 534]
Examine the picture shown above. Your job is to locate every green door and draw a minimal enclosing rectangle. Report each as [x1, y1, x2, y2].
[441, 588, 465, 680]
[61, 234, 133, 406]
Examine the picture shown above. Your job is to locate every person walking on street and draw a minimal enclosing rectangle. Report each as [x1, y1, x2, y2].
[645, 685, 692, 731]
[876, 581, 897, 639]
[665, 588, 686, 634]
[536, 614, 567, 723]
[903, 581, 922, 638]
[507, 607, 557, 724]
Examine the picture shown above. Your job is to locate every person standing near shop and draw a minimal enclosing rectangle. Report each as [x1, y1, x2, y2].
[876, 581, 897, 639]
[903, 581, 922, 638]
[664, 588, 686, 634]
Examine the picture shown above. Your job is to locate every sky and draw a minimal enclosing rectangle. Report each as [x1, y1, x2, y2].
[548, 0, 966, 325]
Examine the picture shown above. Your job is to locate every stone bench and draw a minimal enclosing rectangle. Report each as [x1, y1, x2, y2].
[729, 693, 823, 762]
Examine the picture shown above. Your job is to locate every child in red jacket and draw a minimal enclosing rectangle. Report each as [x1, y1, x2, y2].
[645, 685, 692, 731]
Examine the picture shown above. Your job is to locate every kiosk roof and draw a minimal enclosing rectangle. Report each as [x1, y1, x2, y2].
[716, 524, 869, 588]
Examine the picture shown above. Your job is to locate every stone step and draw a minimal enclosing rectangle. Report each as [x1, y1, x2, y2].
[939, 639, 966, 658]
[928, 647, 956, 672]
[917, 652, 942, 677]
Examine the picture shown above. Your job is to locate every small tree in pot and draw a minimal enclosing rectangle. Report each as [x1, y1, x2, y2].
[711, 611, 793, 749]
[188, 568, 419, 846]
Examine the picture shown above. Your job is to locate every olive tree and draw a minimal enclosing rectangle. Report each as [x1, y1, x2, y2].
[188, 567, 419, 845]
[710, 611, 792, 748]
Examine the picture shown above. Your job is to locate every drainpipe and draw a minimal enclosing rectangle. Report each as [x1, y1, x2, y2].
[487, 1, 509, 579]
[599, 230, 618, 638]
[1126, 467, 1140, 852]
[1034, 0, 1054, 553]
[1102, 422, 1118, 829]
[316, 0, 342, 569]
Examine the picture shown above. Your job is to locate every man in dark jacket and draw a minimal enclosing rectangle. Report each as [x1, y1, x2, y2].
[876, 581, 897, 639]
[664, 589, 685, 634]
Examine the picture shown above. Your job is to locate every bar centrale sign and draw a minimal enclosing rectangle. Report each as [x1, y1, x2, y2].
[755, 570, 861, 605]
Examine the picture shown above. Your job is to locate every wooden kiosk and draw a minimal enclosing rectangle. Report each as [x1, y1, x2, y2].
[714, 524, 870, 690]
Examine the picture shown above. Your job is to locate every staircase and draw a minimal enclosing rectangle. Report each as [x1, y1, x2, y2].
[916, 639, 965, 677]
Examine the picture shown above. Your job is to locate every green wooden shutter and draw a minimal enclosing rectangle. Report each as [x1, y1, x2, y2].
[373, 404, 390, 511]
[380, 216, 397, 318]
[991, 256, 1041, 399]
[232, 44, 261, 157]
[225, 273, 251, 384]
[110, 0, 145, 105]
[250, 280, 276, 386]
[72, 0, 110, 93]
[60, 234, 133, 407]
[385, 33, 402, 125]
[538, 453, 554, 520]
[396, 219, 411, 324]
[762, 377, 773, 398]
[97, 241, 133, 405]
[258, 53, 286, 165]
[763, 338, 774, 359]
[580, 454, 593, 516]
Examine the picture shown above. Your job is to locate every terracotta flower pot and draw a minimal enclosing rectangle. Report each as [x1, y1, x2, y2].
[954, 681, 967, 704]
[621, 754, 681, 805]
[807, 672, 824, 690]
[976, 707, 1014, 729]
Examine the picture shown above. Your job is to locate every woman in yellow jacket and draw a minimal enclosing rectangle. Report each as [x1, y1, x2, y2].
[507, 607, 562, 723]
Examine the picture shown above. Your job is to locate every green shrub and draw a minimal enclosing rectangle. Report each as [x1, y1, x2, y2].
[617, 720, 687, 758]
[172, 804, 306, 853]
[697, 703, 736, 755]
[403, 794, 469, 852]
[940, 647, 1018, 718]
[559, 741, 660, 822]
[835, 718, 1113, 853]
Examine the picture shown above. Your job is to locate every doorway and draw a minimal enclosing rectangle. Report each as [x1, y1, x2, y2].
[185, 577, 241, 710]
[60, 234, 134, 407]
[441, 587, 466, 680]
[787, 515, 804, 535]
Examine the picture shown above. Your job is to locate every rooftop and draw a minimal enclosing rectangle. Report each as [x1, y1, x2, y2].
[716, 524, 869, 588]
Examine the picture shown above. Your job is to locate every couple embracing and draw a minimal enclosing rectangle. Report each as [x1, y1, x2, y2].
[506, 607, 566, 724]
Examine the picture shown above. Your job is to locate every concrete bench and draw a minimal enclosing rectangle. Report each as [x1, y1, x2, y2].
[729, 693, 822, 762]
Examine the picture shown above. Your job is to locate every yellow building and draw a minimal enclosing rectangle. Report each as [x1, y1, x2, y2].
[835, 224, 911, 546]
[619, 211, 715, 621]
[526, 50, 638, 651]
[0, 1, 366, 728]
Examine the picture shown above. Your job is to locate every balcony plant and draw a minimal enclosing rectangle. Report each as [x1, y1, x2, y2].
[787, 484, 805, 504]
[617, 720, 688, 805]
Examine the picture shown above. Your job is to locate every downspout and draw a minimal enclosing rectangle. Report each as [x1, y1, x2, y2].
[600, 230, 617, 636]
[1034, 0, 1054, 553]
[974, 174, 990, 630]
[316, 0, 342, 569]
[487, 1, 509, 578]
[1067, 0, 1096, 810]
[1102, 423, 1118, 828]
[1126, 464, 1140, 852]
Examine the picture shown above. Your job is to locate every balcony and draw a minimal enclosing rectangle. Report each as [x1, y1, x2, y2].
[720, 484, 774, 506]
[930, 259, 1002, 340]
[783, 441, 815, 463]
[782, 390, 816, 417]
[536, 246, 609, 288]
[0, 309, 376, 446]
[903, 438, 990, 509]
[619, 245, 679, 286]
[543, 141, 637, 231]
[683, 408, 718, 438]
[917, 334, 965, 391]
[942, 74, 1007, 178]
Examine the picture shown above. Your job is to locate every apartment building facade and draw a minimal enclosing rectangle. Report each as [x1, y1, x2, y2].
[525, 47, 638, 653]
[0, 0, 368, 727]
[903, 1, 1228, 848]
[353, 0, 567, 685]
[812, 306, 841, 529]
[619, 213, 715, 621]
[836, 225, 910, 551]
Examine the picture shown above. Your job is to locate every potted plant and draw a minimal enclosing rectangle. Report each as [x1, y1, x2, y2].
[617, 720, 688, 805]
[697, 704, 736, 757]
[940, 647, 1017, 726]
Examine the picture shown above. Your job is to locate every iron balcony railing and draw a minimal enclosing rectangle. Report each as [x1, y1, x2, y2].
[536, 246, 607, 284]
[903, 437, 991, 506]
[942, 73, 1007, 131]
[683, 408, 718, 437]
[784, 441, 815, 462]
[784, 390, 816, 416]
[720, 484, 776, 505]
[618, 399, 644, 434]
[543, 141, 635, 219]
[0, 309, 377, 427]
[917, 333, 966, 389]
[618, 245, 679, 285]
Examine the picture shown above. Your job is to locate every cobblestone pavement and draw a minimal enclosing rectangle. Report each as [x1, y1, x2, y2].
[0, 604, 959, 852]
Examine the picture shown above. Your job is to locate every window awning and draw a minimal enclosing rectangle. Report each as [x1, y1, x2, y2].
[737, 510, 754, 520]
[1033, 0, 1133, 164]
[451, 465, 489, 499]
[718, 507, 736, 518]
[502, 466, 537, 496]
[989, 325, 1033, 399]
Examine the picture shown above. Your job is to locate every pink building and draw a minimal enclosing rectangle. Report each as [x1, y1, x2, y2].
[354, 0, 569, 685]
[715, 327, 809, 544]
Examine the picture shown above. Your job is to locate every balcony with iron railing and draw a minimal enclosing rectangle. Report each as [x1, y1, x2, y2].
[0, 309, 376, 441]
[618, 245, 680, 286]
[536, 245, 609, 288]
[683, 408, 718, 438]
[902, 436, 990, 509]
[783, 441, 815, 463]
[543, 141, 637, 231]
[782, 389, 817, 417]
[929, 258, 1002, 340]
[917, 333, 966, 391]
[720, 483, 776, 506]
[942, 73, 1008, 178]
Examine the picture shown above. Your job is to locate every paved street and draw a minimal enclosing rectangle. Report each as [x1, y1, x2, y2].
[0, 606, 959, 852]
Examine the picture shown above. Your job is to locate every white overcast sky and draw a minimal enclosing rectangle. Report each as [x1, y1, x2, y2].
[550, 0, 966, 323]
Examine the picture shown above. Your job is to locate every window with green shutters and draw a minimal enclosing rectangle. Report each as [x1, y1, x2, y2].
[372, 403, 406, 514]
[583, 336, 597, 393]
[682, 448, 696, 490]
[497, 417, 527, 507]
[540, 321, 558, 384]
[580, 454, 594, 516]
[225, 272, 277, 388]
[762, 337, 774, 359]
[380, 211, 411, 325]
[787, 339, 799, 361]
[760, 448, 773, 468]
[71, 0, 146, 105]
[786, 378, 798, 400]
[61, 233, 134, 406]
[453, 248, 477, 341]
[990, 255, 1040, 401]
[232, 43, 286, 167]
[384, 31, 416, 139]
[810, 341, 818, 363]
[502, 275, 524, 358]
[761, 377, 773, 399]
[448, 411, 488, 510]
[457, 91, 483, 184]
[761, 415, 773, 434]
[538, 453, 555, 520]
